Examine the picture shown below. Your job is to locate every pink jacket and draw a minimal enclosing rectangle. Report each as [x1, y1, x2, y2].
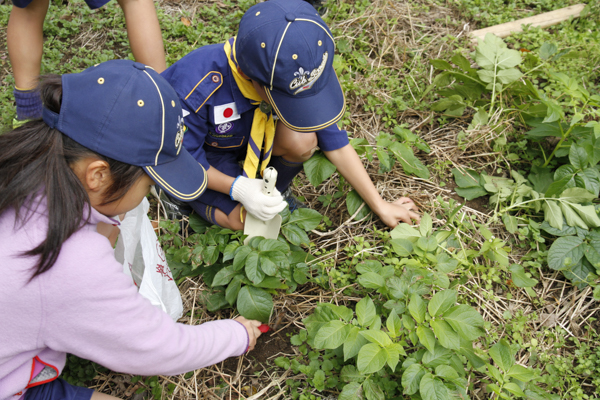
[0, 198, 248, 400]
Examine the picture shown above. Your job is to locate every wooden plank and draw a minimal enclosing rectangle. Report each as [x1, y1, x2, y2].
[470, 3, 586, 41]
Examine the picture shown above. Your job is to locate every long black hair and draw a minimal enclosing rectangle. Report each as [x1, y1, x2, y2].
[0, 75, 145, 279]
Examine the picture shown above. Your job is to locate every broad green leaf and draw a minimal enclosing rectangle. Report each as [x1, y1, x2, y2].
[402, 363, 426, 395]
[419, 373, 451, 400]
[340, 365, 364, 383]
[443, 305, 484, 340]
[583, 243, 600, 268]
[502, 214, 518, 234]
[540, 220, 576, 237]
[358, 272, 385, 289]
[357, 343, 387, 374]
[377, 148, 392, 171]
[245, 252, 264, 284]
[206, 291, 228, 312]
[428, 290, 457, 317]
[255, 276, 285, 289]
[212, 265, 237, 287]
[570, 203, 600, 228]
[225, 275, 242, 306]
[423, 343, 452, 368]
[303, 151, 336, 187]
[455, 186, 488, 201]
[356, 260, 382, 274]
[563, 259, 595, 287]
[417, 325, 437, 353]
[288, 208, 323, 231]
[496, 68, 522, 84]
[259, 254, 278, 276]
[560, 187, 597, 204]
[408, 293, 427, 324]
[507, 364, 535, 382]
[391, 223, 421, 241]
[420, 213, 433, 236]
[222, 242, 240, 262]
[338, 382, 362, 400]
[508, 264, 538, 288]
[321, 303, 354, 322]
[576, 168, 600, 194]
[543, 201, 563, 230]
[384, 344, 402, 371]
[312, 369, 325, 391]
[344, 326, 368, 361]
[547, 236, 584, 270]
[430, 59, 453, 70]
[390, 239, 414, 257]
[233, 246, 252, 271]
[431, 319, 461, 350]
[539, 43, 557, 60]
[387, 276, 409, 300]
[435, 365, 459, 380]
[281, 224, 309, 246]
[236, 286, 273, 323]
[386, 309, 403, 337]
[525, 122, 562, 138]
[363, 378, 385, 400]
[417, 236, 438, 252]
[359, 330, 392, 347]
[390, 142, 430, 179]
[570, 144, 589, 170]
[451, 168, 481, 188]
[356, 297, 377, 327]
[489, 339, 514, 371]
[503, 382, 525, 397]
[451, 53, 472, 71]
[346, 190, 372, 221]
[314, 320, 350, 349]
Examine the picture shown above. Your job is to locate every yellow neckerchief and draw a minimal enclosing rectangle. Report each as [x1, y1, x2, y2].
[224, 37, 275, 179]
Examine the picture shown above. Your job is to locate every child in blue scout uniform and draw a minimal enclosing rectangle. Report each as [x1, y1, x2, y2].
[161, 0, 420, 230]
[7, 0, 165, 126]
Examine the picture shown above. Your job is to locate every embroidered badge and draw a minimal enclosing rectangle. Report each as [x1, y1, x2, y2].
[214, 102, 241, 124]
[216, 122, 234, 134]
[289, 52, 328, 95]
[175, 114, 186, 149]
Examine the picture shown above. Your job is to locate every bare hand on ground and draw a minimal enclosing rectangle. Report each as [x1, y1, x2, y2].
[377, 197, 420, 228]
[235, 316, 263, 351]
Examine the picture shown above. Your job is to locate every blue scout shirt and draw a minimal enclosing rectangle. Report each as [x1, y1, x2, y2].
[161, 42, 350, 172]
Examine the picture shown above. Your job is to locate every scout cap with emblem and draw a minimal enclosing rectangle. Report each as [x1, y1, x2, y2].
[235, 0, 345, 133]
[42, 59, 207, 201]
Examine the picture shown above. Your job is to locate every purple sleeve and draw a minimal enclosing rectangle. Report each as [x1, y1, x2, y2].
[316, 123, 350, 151]
[41, 232, 249, 376]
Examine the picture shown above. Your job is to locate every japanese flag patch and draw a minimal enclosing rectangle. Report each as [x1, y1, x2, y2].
[214, 102, 241, 124]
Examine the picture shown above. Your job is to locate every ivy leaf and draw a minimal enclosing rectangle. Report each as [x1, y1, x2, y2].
[356, 297, 377, 327]
[417, 326, 437, 353]
[489, 339, 514, 371]
[314, 320, 350, 349]
[236, 286, 273, 323]
[359, 330, 392, 347]
[338, 382, 362, 400]
[344, 326, 368, 361]
[346, 190, 372, 221]
[419, 373, 451, 400]
[303, 151, 336, 187]
[428, 290, 457, 317]
[357, 343, 387, 374]
[408, 293, 427, 324]
[442, 305, 484, 341]
[547, 236, 584, 270]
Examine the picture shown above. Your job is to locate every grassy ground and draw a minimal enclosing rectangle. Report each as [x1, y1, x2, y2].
[1, 0, 599, 399]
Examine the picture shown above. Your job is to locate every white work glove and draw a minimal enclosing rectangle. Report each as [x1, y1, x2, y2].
[230, 176, 287, 221]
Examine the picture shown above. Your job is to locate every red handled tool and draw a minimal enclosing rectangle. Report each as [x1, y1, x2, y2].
[258, 324, 270, 333]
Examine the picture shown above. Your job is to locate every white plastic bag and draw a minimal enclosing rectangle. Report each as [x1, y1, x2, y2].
[114, 197, 183, 321]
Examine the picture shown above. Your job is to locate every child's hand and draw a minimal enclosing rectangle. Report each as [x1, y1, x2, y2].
[377, 197, 420, 228]
[234, 316, 263, 352]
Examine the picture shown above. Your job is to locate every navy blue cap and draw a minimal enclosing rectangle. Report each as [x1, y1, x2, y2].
[42, 60, 207, 201]
[236, 0, 345, 132]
